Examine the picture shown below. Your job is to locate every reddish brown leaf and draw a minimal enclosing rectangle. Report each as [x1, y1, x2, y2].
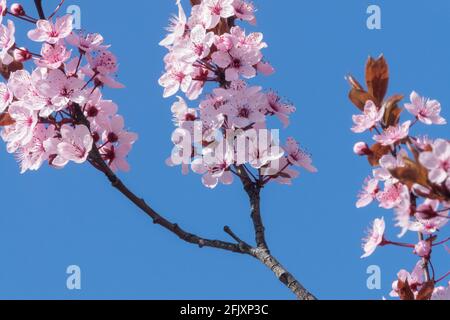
[349, 88, 374, 111]
[347, 75, 365, 91]
[391, 158, 430, 189]
[398, 280, 415, 301]
[366, 55, 389, 107]
[368, 143, 391, 166]
[383, 95, 404, 128]
[0, 112, 15, 127]
[416, 281, 435, 301]
[0, 60, 24, 80]
[190, 0, 202, 5]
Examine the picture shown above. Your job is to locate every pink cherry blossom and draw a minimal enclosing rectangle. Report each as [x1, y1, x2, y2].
[419, 139, 450, 185]
[212, 46, 261, 81]
[264, 91, 296, 128]
[0, 82, 12, 113]
[233, 0, 256, 24]
[159, 61, 193, 98]
[34, 42, 71, 69]
[53, 124, 93, 167]
[203, 0, 235, 29]
[284, 137, 317, 173]
[356, 177, 379, 208]
[374, 121, 411, 146]
[66, 32, 108, 53]
[84, 50, 124, 89]
[390, 262, 424, 298]
[28, 14, 73, 44]
[100, 143, 132, 172]
[3, 101, 38, 148]
[361, 217, 386, 258]
[352, 100, 384, 133]
[159, 0, 187, 47]
[405, 91, 446, 125]
[0, 20, 15, 65]
[376, 182, 408, 209]
[353, 142, 370, 156]
[101, 115, 138, 146]
[432, 282, 450, 300]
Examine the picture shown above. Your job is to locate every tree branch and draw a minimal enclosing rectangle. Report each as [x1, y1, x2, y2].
[34, 0, 46, 19]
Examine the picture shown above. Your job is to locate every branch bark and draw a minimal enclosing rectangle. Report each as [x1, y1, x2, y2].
[34, 0, 46, 19]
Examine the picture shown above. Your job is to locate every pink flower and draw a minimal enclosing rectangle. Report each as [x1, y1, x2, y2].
[159, 62, 193, 98]
[100, 115, 138, 146]
[0, 0, 7, 23]
[432, 282, 450, 300]
[390, 262, 424, 298]
[177, 25, 214, 63]
[351, 100, 384, 133]
[233, 0, 256, 24]
[53, 124, 93, 167]
[159, 0, 187, 47]
[413, 199, 448, 234]
[16, 124, 56, 174]
[34, 42, 71, 69]
[414, 240, 431, 258]
[356, 177, 379, 208]
[376, 182, 407, 209]
[405, 91, 446, 125]
[36, 69, 86, 113]
[66, 32, 108, 53]
[212, 46, 261, 81]
[374, 121, 411, 146]
[13, 47, 32, 62]
[85, 50, 124, 89]
[0, 82, 12, 113]
[100, 143, 132, 172]
[419, 139, 450, 185]
[361, 217, 386, 258]
[0, 20, 15, 65]
[3, 101, 38, 148]
[264, 91, 296, 128]
[28, 15, 73, 44]
[191, 144, 234, 189]
[283, 137, 317, 173]
[204, 0, 235, 29]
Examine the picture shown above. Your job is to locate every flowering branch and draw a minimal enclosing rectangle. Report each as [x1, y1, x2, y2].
[0, 0, 317, 300]
[349, 56, 449, 300]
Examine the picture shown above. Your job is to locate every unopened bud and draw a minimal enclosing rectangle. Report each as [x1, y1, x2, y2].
[13, 47, 32, 62]
[10, 3, 25, 16]
[414, 240, 431, 258]
[354, 142, 371, 156]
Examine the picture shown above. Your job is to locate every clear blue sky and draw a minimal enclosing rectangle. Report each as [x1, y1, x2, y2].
[0, 0, 449, 300]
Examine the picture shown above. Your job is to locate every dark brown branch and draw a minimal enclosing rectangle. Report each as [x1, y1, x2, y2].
[236, 165, 268, 249]
[34, 0, 46, 19]
[72, 105, 246, 255]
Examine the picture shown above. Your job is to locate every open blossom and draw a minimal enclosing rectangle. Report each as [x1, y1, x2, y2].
[405, 91, 446, 125]
[159, 0, 187, 47]
[432, 282, 450, 300]
[203, 0, 235, 29]
[159, 61, 193, 98]
[28, 15, 73, 44]
[390, 262, 424, 298]
[356, 177, 379, 208]
[374, 121, 411, 146]
[419, 139, 450, 185]
[84, 50, 124, 89]
[3, 102, 38, 149]
[0, 20, 15, 65]
[232, 0, 256, 24]
[35, 42, 71, 69]
[264, 91, 296, 128]
[376, 182, 408, 209]
[212, 45, 261, 81]
[352, 100, 384, 133]
[66, 32, 108, 53]
[0, 82, 12, 113]
[53, 124, 93, 167]
[413, 199, 448, 234]
[178, 25, 214, 63]
[284, 137, 317, 173]
[361, 217, 386, 258]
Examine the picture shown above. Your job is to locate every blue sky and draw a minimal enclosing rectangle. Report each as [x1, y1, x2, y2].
[0, 0, 449, 300]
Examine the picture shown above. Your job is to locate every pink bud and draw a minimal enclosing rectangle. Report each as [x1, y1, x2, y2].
[10, 3, 25, 16]
[414, 240, 431, 258]
[354, 142, 371, 156]
[13, 47, 32, 62]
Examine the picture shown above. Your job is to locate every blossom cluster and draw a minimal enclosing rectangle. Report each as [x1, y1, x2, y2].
[160, 0, 316, 189]
[0, 1, 137, 174]
[349, 56, 449, 300]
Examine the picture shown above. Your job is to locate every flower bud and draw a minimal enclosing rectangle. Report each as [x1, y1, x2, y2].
[10, 3, 25, 16]
[353, 142, 371, 156]
[13, 47, 32, 62]
[414, 240, 431, 258]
